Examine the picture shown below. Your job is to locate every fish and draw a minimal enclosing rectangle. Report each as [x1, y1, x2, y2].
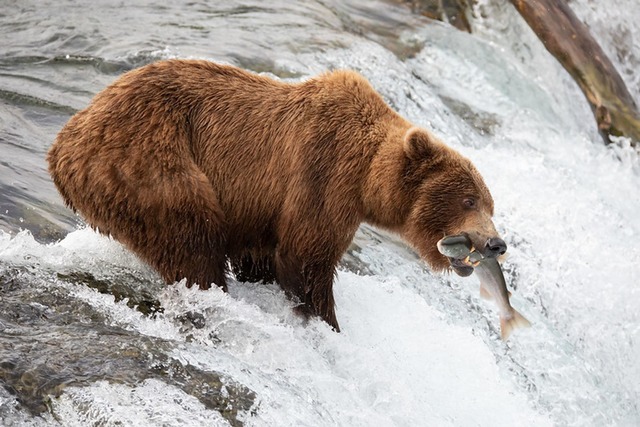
[474, 258, 531, 340]
[437, 235, 531, 340]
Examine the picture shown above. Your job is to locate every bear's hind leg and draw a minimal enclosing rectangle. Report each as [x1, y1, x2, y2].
[101, 168, 229, 291]
[153, 204, 229, 291]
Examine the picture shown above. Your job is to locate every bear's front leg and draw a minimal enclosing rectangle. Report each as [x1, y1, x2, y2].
[305, 260, 340, 332]
[275, 249, 341, 332]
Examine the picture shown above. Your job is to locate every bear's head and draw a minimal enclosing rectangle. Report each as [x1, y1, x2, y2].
[401, 128, 506, 276]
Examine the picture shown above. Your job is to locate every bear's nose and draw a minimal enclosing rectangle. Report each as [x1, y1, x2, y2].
[484, 237, 507, 258]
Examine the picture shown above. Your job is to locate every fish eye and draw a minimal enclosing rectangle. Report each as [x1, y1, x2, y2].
[463, 197, 476, 209]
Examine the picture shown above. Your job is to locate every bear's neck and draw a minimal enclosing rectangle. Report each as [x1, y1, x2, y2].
[362, 118, 414, 232]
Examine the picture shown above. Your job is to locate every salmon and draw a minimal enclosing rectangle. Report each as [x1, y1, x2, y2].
[437, 235, 531, 340]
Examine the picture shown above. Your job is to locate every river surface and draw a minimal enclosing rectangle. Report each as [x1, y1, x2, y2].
[1, 0, 639, 426]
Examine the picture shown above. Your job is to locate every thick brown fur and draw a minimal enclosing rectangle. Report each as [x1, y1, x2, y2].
[48, 59, 501, 331]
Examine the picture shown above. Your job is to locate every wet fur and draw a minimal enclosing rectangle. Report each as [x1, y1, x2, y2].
[48, 59, 497, 331]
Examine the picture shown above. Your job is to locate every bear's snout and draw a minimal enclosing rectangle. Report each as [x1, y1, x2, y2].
[484, 237, 507, 258]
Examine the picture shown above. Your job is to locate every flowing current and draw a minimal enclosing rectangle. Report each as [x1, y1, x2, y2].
[1, 0, 639, 425]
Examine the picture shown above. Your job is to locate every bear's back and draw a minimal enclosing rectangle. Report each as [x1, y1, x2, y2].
[48, 60, 406, 253]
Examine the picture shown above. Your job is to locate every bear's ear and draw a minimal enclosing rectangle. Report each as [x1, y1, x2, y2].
[403, 127, 437, 160]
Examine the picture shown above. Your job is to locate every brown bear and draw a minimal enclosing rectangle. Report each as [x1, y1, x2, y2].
[48, 59, 506, 332]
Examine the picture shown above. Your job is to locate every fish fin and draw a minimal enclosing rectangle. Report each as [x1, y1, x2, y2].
[479, 285, 493, 300]
[500, 309, 531, 341]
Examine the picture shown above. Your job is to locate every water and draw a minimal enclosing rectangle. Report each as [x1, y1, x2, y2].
[1, 0, 639, 425]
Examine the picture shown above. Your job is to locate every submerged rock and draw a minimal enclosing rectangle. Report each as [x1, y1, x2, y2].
[57, 270, 164, 316]
[0, 268, 256, 426]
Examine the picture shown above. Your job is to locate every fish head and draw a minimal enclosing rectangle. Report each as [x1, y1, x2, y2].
[445, 206, 506, 277]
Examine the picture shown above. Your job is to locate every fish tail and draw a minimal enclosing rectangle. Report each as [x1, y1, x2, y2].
[500, 309, 531, 340]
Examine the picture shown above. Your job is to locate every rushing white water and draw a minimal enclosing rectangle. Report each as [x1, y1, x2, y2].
[1, 0, 639, 426]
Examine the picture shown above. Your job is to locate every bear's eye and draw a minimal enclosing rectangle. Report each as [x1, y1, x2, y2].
[463, 197, 477, 209]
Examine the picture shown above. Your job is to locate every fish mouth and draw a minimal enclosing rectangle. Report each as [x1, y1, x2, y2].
[449, 258, 474, 277]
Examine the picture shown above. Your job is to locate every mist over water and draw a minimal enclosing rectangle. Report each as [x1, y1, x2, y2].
[1, 0, 639, 425]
